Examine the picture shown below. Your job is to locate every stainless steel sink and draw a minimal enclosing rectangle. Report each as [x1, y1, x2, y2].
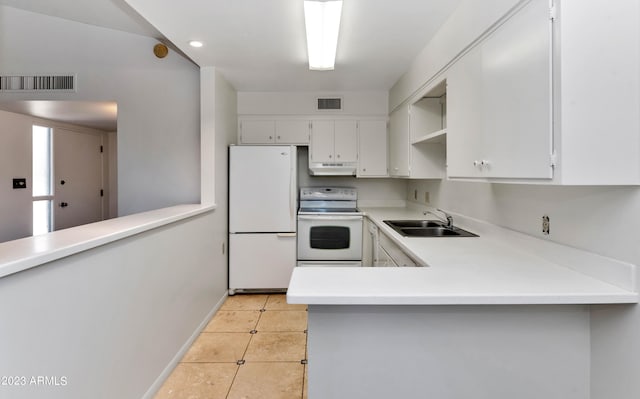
[383, 220, 478, 238]
[384, 220, 445, 228]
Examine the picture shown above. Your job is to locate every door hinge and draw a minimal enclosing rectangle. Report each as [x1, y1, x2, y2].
[550, 152, 557, 168]
[100, 145, 104, 153]
[549, 5, 557, 20]
[100, 189, 104, 197]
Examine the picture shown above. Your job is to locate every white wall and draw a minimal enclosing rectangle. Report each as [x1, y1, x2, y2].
[297, 147, 407, 205]
[389, 0, 521, 111]
[238, 91, 388, 116]
[0, 211, 224, 399]
[0, 6, 201, 216]
[392, 1, 640, 397]
[0, 110, 33, 242]
[200, 67, 238, 297]
[238, 91, 405, 204]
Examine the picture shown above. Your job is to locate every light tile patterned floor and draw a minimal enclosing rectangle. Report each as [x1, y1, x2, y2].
[154, 294, 308, 399]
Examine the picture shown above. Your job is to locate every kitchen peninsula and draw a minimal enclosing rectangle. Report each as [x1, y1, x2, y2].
[287, 207, 637, 399]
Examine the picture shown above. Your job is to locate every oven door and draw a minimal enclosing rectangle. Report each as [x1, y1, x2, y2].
[297, 214, 363, 261]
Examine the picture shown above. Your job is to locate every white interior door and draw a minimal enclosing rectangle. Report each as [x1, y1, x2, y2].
[54, 128, 104, 230]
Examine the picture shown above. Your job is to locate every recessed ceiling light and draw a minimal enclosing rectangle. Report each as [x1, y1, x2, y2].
[189, 41, 204, 48]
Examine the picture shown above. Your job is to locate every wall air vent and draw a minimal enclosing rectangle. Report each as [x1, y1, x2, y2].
[317, 97, 342, 110]
[0, 74, 76, 92]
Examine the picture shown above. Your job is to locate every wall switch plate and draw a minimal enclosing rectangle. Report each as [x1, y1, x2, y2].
[542, 215, 550, 235]
[13, 178, 27, 189]
[424, 192, 430, 204]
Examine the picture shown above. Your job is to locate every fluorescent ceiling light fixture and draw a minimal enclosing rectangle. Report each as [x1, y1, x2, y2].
[189, 40, 204, 48]
[304, 0, 343, 71]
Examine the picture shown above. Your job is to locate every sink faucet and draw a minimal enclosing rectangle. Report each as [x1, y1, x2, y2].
[423, 208, 454, 228]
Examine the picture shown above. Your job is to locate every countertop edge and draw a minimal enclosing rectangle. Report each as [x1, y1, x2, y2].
[0, 203, 217, 279]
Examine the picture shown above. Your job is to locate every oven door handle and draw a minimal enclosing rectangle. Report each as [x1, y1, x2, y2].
[297, 215, 363, 221]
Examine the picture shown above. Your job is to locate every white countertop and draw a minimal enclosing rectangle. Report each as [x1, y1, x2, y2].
[0, 204, 215, 279]
[287, 206, 638, 305]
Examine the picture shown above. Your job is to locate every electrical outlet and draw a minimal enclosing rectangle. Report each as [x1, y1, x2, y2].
[542, 215, 550, 235]
[424, 192, 430, 204]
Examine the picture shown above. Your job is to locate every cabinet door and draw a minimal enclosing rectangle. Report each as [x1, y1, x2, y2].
[447, 0, 552, 179]
[358, 120, 388, 177]
[362, 218, 374, 267]
[447, 47, 483, 178]
[310, 120, 335, 162]
[389, 105, 410, 177]
[229, 233, 297, 290]
[239, 120, 276, 144]
[276, 120, 310, 144]
[334, 120, 358, 162]
[481, 0, 552, 179]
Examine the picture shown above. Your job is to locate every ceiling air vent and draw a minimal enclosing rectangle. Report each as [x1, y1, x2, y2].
[317, 97, 342, 111]
[0, 74, 76, 92]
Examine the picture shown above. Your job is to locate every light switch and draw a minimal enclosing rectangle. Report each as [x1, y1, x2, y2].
[13, 178, 27, 189]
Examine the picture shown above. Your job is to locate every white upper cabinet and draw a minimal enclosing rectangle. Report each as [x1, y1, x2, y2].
[357, 120, 388, 177]
[238, 120, 276, 144]
[389, 105, 410, 177]
[447, 0, 553, 180]
[239, 119, 310, 145]
[552, 0, 640, 184]
[275, 120, 310, 144]
[310, 120, 357, 163]
[444, 0, 640, 184]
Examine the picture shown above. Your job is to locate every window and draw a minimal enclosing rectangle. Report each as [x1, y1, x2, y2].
[32, 125, 53, 235]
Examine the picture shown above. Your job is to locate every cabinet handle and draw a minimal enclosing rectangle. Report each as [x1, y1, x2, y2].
[269, 136, 273, 140]
[337, 154, 341, 158]
[363, 168, 367, 172]
[277, 135, 281, 140]
[481, 160, 490, 166]
[329, 155, 332, 159]
[473, 160, 480, 167]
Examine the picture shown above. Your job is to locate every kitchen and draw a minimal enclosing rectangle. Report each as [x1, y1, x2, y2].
[0, 0, 639, 399]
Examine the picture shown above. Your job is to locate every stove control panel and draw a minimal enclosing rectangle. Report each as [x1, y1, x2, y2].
[300, 187, 357, 201]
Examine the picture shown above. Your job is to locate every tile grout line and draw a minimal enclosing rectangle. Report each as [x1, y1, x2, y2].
[225, 295, 270, 399]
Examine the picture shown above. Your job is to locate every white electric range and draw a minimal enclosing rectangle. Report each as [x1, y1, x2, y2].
[297, 187, 363, 267]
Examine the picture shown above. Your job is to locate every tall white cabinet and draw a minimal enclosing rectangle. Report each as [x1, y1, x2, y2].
[357, 120, 388, 177]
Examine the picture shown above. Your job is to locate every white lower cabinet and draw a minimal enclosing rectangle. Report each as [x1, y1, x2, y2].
[378, 232, 418, 267]
[362, 218, 376, 266]
[229, 233, 296, 290]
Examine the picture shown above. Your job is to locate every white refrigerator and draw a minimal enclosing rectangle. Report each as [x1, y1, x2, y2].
[229, 145, 297, 294]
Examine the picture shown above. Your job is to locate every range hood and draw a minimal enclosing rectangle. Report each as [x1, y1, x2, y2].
[308, 160, 357, 176]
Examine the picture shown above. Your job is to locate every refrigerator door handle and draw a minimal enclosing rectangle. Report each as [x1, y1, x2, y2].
[277, 233, 297, 238]
[289, 146, 296, 229]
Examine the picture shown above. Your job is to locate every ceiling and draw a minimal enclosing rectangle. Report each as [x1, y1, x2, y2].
[0, 0, 162, 38]
[1, 0, 462, 92]
[0, 101, 118, 131]
[0, 0, 462, 127]
[123, 0, 462, 91]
